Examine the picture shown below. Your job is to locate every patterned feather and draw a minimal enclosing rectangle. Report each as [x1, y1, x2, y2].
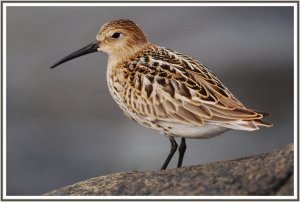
[108, 44, 272, 136]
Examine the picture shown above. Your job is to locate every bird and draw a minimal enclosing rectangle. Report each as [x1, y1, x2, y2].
[50, 19, 272, 170]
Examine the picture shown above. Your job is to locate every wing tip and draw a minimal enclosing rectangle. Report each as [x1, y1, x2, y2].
[253, 109, 271, 117]
[254, 119, 273, 128]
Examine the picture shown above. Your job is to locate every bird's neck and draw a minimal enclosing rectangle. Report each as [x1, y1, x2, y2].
[107, 43, 150, 69]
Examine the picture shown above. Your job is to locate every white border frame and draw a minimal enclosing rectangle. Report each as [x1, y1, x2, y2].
[2, 2, 298, 200]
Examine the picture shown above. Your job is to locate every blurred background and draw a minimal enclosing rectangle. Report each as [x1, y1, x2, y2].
[6, 6, 294, 195]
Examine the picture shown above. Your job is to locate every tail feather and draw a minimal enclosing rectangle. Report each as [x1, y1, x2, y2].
[213, 120, 259, 131]
[208, 109, 273, 131]
[254, 119, 273, 127]
[253, 109, 270, 117]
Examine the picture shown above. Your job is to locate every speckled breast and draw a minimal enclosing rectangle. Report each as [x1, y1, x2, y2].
[106, 58, 168, 135]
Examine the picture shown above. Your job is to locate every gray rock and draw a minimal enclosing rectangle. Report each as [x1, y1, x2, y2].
[44, 143, 293, 196]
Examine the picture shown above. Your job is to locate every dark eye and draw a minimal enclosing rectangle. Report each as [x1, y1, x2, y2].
[112, 32, 121, 39]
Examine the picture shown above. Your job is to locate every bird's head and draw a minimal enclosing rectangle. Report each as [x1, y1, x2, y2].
[50, 19, 148, 69]
[97, 19, 148, 56]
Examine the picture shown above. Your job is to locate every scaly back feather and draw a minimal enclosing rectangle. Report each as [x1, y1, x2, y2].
[112, 44, 272, 131]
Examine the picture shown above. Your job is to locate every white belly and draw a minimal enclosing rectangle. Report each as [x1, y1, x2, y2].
[158, 121, 230, 139]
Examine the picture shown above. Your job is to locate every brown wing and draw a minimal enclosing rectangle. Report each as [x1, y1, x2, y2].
[120, 45, 272, 130]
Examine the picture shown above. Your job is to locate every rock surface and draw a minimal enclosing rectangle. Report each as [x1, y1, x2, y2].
[45, 143, 293, 196]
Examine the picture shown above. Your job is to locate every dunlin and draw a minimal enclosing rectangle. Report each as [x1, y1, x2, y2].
[51, 19, 272, 170]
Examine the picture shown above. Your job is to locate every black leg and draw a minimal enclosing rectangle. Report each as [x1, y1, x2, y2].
[160, 137, 177, 170]
[177, 138, 186, 168]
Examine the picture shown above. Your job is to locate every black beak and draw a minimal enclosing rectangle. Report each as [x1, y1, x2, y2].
[50, 40, 99, 69]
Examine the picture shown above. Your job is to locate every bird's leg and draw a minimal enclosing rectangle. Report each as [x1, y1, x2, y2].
[177, 137, 186, 168]
[160, 137, 177, 170]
